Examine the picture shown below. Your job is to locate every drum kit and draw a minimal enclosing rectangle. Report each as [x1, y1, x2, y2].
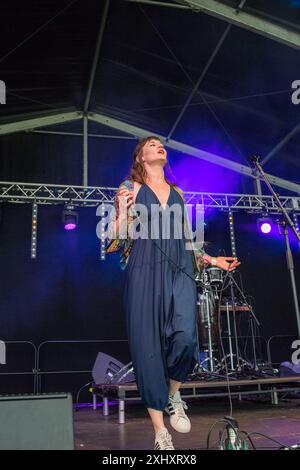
[193, 266, 261, 378]
[196, 267, 222, 373]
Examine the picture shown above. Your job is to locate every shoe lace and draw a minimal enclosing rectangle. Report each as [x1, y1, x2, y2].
[169, 396, 188, 419]
[160, 431, 174, 449]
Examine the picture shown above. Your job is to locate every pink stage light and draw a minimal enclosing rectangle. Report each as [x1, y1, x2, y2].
[62, 204, 78, 231]
[64, 222, 77, 231]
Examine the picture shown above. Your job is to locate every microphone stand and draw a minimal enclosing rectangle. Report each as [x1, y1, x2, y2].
[228, 274, 241, 372]
[250, 156, 300, 339]
[227, 271, 260, 372]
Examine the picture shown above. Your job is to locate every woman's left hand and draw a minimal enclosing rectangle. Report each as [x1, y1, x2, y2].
[215, 257, 241, 272]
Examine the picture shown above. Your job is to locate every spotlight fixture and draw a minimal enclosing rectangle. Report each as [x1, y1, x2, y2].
[62, 202, 78, 231]
[257, 215, 272, 234]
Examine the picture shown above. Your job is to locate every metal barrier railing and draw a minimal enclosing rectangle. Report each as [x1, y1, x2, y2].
[36, 339, 129, 394]
[0, 335, 276, 397]
[0, 341, 37, 393]
[267, 334, 298, 366]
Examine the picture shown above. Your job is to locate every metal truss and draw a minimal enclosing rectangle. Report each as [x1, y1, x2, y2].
[176, 0, 300, 50]
[90, 113, 300, 195]
[0, 181, 116, 207]
[184, 192, 300, 213]
[1, 181, 299, 213]
[1, 110, 299, 194]
[0, 111, 82, 136]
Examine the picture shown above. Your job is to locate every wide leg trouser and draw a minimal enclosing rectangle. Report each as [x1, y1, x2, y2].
[124, 266, 198, 411]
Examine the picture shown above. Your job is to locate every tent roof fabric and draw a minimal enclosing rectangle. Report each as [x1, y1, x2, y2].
[0, 0, 300, 189]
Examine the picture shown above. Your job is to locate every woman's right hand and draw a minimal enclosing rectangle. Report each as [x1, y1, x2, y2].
[116, 188, 134, 216]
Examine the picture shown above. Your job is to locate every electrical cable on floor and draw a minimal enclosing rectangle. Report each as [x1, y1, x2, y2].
[238, 430, 257, 450]
[206, 417, 242, 450]
[239, 430, 300, 450]
[206, 418, 300, 450]
[74, 381, 93, 411]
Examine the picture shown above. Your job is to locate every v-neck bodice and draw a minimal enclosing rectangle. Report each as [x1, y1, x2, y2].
[143, 183, 171, 210]
[128, 182, 193, 274]
[135, 183, 180, 210]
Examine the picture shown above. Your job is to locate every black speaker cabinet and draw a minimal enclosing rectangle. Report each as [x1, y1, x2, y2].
[0, 393, 74, 450]
[92, 352, 135, 384]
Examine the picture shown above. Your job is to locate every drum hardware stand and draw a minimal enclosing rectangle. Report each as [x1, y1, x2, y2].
[195, 265, 262, 378]
[195, 268, 222, 376]
[203, 279, 215, 373]
[223, 272, 260, 374]
[224, 299, 235, 371]
[219, 276, 244, 374]
[229, 274, 242, 372]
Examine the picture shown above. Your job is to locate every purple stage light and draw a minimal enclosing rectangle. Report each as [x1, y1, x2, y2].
[257, 216, 272, 235]
[260, 222, 272, 234]
[62, 203, 78, 231]
[64, 222, 77, 231]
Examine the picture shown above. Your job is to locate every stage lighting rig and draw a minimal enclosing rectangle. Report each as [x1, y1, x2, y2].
[31, 200, 38, 259]
[228, 210, 237, 256]
[257, 215, 273, 234]
[62, 202, 78, 231]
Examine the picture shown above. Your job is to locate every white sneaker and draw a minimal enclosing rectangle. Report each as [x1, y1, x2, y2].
[154, 427, 175, 450]
[165, 391, 191, 433]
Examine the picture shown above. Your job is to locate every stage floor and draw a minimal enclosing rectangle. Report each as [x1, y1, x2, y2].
[73, 397, 300, 450]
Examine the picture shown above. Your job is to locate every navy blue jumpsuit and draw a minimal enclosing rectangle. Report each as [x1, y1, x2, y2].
[123, 183, 198, 411]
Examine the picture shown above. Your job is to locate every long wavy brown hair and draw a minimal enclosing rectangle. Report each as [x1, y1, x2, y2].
[129, 136, 176, 186]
